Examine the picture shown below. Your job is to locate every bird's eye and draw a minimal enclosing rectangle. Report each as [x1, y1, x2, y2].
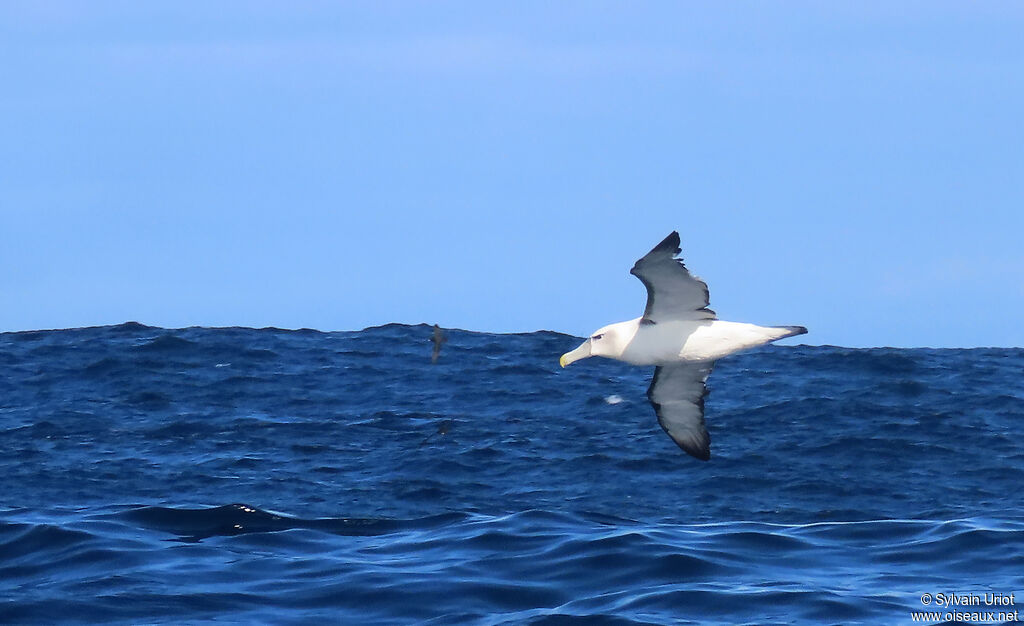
[591, 334, 603, 341]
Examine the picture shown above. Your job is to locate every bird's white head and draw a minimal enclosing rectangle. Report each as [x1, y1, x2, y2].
[559, 322, 629, 367]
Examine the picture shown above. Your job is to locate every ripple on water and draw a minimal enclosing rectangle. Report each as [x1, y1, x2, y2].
[1, 325, 1022, 624]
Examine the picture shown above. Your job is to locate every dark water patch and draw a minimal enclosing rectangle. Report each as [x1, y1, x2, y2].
[81, 356, 128, 377]
[114, 503, 404, 541]
[4, 329, 50, 342]
[134, 334, 198, 353]
[27, 342, 74, 358]
[123, 390, 173, 409]
[242, 347, 279, 360]
[141, 419, 220, 440]
[207, 374, 268, 388]
[334, 349, 384, 358]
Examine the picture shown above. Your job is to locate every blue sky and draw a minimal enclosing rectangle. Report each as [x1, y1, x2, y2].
[2, 2, 1022, 347]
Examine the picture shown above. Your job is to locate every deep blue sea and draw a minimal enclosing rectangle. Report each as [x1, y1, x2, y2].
[1, 322, 1022, 625]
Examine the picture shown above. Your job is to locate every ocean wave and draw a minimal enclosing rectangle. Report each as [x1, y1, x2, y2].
[2, 323, 1023, 624]
[2, 505, 1021, 624]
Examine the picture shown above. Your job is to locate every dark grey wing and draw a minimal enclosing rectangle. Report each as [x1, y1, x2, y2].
[647, 362, 715, 461]
[630, 231, 715, 322]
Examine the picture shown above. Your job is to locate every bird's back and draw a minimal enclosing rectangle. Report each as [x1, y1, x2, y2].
[680, 320, 803, 361]
[616, 319, 800, 365]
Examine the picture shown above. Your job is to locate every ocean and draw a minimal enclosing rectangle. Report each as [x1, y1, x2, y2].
[1, 322, 1021, 624]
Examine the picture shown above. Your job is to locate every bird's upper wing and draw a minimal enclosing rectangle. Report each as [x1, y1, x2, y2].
[647, 361, 715, 461]
[630, 231, 715, 323]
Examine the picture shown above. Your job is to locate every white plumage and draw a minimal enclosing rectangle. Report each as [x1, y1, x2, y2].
[560, 231, 806, 461]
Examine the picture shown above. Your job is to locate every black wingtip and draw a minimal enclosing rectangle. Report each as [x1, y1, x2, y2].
[782, 326, 808, 338]
[662, 421, 711, 461]
[691, 447, 711, 462]
[651, 231, 681, 254]
[671, 436, 710, 461]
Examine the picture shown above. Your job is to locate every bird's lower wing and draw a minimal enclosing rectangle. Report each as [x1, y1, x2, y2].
[647, 361, 715, 461]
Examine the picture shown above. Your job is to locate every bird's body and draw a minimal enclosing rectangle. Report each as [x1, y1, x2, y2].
[572, 317, 803, 365]
[430, 324, 446, 364]
[560, 231, 806, 461]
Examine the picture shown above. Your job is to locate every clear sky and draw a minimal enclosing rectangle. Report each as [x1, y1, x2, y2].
[2, 2, 1022, 347]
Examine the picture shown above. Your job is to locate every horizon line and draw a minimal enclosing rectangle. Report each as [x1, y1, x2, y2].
[1, 319, 1017, 350]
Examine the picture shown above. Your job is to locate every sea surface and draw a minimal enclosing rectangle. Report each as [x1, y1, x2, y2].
[1, 322, 1022, 625]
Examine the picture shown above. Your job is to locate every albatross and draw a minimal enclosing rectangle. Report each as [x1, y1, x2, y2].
[559, 231, 806, 461]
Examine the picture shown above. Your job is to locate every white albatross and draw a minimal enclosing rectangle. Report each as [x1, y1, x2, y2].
[559, 231, 807, 461]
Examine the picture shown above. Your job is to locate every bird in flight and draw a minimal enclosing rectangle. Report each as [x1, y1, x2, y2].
[430, 324, 446, 365]
[560, 231, 806, 461]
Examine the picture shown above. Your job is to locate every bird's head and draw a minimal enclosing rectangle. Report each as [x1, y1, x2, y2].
[560, 324, 620, 367]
